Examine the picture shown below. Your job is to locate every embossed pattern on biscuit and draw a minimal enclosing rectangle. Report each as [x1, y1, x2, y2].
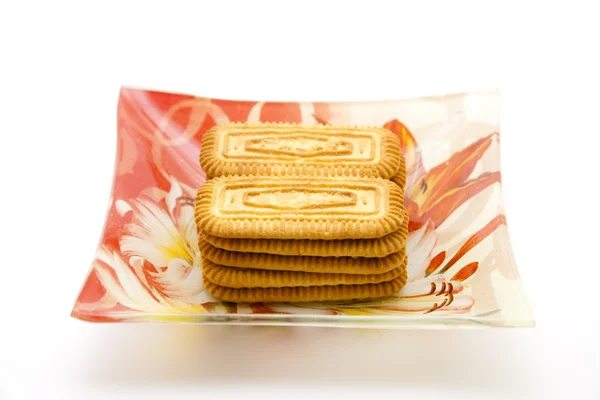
[202, 256, 407, 288]
[195, 175, 406, 239]
[200, 122, 402, 179]
[201, 211, 409, 258]
[199, 234, 405, 274]
[202, 270, 408, 303]
[245, 136, 354, 157]
[243, 188, 357, 210]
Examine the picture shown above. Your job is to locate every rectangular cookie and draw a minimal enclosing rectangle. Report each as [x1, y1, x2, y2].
[202, 270, 408, 303]
[202, 256, 407, 288]
[199, 234, 406, 274]
[390, 166, 406, 189]
[195, 175, 406, 240]
[200, 122, 403, 179]
[200, 208, 408, 258]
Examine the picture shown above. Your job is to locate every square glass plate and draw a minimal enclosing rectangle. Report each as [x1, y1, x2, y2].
[71, 88, 533, 328]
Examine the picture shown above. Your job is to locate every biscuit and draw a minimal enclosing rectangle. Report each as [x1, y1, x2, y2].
[202, 270, 408, 303]
[202, 256, 407, 288]
[199, 234, 406, 274]
[195, 175, 406, 240]
[390, 166, 407, 189]
[200, 122, 402, 179]
[201, 211, 408, 258]
[390, 151, 407, 188]
[390, 173, 406, 189]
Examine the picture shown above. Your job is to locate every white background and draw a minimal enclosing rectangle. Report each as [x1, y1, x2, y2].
[1, 1, 599, 399]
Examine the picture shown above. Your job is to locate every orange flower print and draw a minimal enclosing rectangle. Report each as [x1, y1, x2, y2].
[385, 120, 502, 233]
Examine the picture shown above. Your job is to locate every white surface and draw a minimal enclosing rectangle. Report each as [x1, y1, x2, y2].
[1, 1, 599, 399]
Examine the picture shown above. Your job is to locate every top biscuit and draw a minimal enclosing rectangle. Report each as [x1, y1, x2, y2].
[200, 122, 403, 179]
[195, 175, 407, 240]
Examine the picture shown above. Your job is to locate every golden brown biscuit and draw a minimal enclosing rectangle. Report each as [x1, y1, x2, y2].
[202, 270, 408, 303]
[390, 166, 407, 189]
[200, 122, 402, 179]
[201, 211, 408, 258]
[195, 175, 406, 240]
[202, 256, 407, 288]
[199, 235, 405, 274]
[390, 150, 407, 188]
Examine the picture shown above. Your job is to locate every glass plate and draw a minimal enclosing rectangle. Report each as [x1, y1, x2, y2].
[71, 87, 533, 328]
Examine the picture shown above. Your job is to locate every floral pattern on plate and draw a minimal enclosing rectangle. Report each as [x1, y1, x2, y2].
[72, 88, 533, 327]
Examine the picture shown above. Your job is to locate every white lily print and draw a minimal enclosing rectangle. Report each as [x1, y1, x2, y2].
[80, 179, 215, 316]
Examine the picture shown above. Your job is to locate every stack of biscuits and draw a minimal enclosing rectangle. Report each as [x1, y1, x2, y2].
[195, 123, 408, 303]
